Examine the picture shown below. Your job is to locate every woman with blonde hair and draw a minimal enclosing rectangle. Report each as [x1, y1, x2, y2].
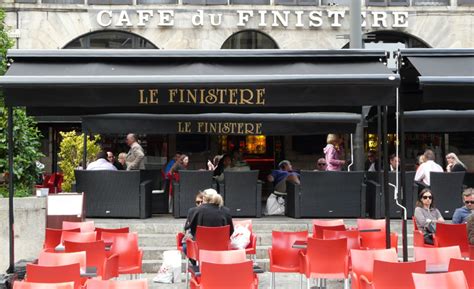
[188, 188, 233, 237]
[323, 134, 345, 171]
[446, 152, 467, 172]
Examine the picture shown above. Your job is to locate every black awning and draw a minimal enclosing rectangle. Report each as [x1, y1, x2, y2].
[404, 110, 474, 132]
[400, 49, 474, 106]
[82, 112, 361, 135]
[1, 49, 398, 112]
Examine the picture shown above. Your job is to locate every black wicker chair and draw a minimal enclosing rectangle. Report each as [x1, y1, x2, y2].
[172, 170, 215, 218]
[75, 170, 154, 219]
[286, 171, 366, 218]
[220, 170, 262, 217]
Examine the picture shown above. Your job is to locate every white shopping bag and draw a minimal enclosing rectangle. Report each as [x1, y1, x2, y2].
[230, 224, 251, 250]
[154, 250, 182, 283]
[265, 193, 285, 216]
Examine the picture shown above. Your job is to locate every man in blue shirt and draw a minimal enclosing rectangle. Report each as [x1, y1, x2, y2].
[267, 160, 300, 195]
[164, 151, 182, 175]
[452, 188, 474, 224]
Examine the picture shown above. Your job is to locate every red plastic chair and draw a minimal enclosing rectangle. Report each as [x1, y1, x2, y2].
[414, 246, 462, 272]
[448, 258, 474, 289]
[350, 248, 398, 289]
[312, 219, 345, 239]
[412, 271, 469, 289]
[323, 229, 361, 251]
[470, 245, 474, 260]
[13, 282, 74, 289]
[357, 219, 398, 250]
[108, 232, 143, 275]
[65, 240, 119, 280]
[435, 223, 470, 257]
[233, 220, 257, 259]
[367, 260, 426, 289]
[95, 227, 130, 243]
[84, 279, 148, 289]
[63, 221, 95, 233]
[190, 260, 258, 289]
[62, 231, 97, 245]
[187, 226, 231, 260]
[38, 251, 87, 272]
[44, 228, 80, 250]
[268, 230, 308, 289]
[25, 263, 82, 289]
[176, 232, 185, 251]
[299, 237, 349, 289]
[412, 216, 437, 247]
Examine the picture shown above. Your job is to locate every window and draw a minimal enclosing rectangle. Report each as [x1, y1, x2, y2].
[230, 0, 270, 4]
[366, 0, 409, 6]
[41, 0, 84, 3]
[88, 0, 133, 4]
[275, 0, 318, 6]
[14, 0, 37, 3]
[64, 31, 157, 49]
[458, 0, 474, 5]
[138, 0, 177, 3]
[413, 0, 450, 5]
[221, 30, 278, 49]
[183, 0, 227, 4]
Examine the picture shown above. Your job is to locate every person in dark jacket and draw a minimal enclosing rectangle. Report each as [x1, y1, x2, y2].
[446, 152, 467, 172]
[188, 188, 234, 238]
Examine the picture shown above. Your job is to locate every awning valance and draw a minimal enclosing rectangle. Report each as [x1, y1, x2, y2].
[1, 49, 399, 112]
[404, 110, 474, 132]
[400, 49, 474, 107]
[81, 112, 361, 135]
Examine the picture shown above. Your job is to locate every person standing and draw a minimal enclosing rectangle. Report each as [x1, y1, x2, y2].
[452, 188, 474, 224]
[323, 134, 345, 171]
[414, 149, 443, 187]
[125, 133, 145, 170]
[445, 152, 467, 172]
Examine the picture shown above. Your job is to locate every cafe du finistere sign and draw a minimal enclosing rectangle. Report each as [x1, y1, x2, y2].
[96, 9, 409, 29]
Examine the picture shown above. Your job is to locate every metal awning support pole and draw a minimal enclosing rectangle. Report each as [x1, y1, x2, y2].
[383, 106, 391, 249]
[83, 133, 87, 171]
[377, 106, 382, 172]
[7, 106, 15, 273]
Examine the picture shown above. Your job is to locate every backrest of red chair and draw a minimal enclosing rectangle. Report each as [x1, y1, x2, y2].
[63, 221, 95, 233]
[85, 279, 148, 289]
[470, 245, 474, 260]
[196, 226, 230, 251]
[307, 237, 348, 275]
[233, 220, 253, 232]
[350, 248, 398, 282]
[357, 219, 386, 232]
[357, 219, 387, 249]
[13, 281, 74, 289]
[199, 249, 247, 264]
[271, 230, 308, 268]
[109, 233, 140, 267]
[64, 240, 106, 276]
[412, 271, 469, 289]
[200, 261, 254, 289]
[38, 251, 87, 272]
[448, 258, 474, 289]
[95, 227, 130, 241]
[412, 216, 419, 231]
[373, 260, 426, 289]
[323, 230, 361, 251]
[313, 219, 345, 227]
[26, 263, 81, 289]
[55, 173, 64, 192]
[313, 224, 346, 239]
[436, 223, 469, 255]
[414, 246, 462, 268]
[62, 231, 97, 244]
[44, 228, 80, 249]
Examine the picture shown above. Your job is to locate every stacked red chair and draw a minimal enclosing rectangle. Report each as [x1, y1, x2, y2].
[357, 219, 398, 251]
[369, 260, 426, 289]
[414, 246, 462, 272]
[350, 248, 398, 289]
[191, 261, 258, 289]
[61, 231, 97, 245]
[14, 282, 74, 289]
[448, 259, 474, 289]
[312, 219, 345, 239]
[25, 263, 82, 289]
[412, 271, 469, 289]
[84, 279, 148, 289]
[268, 230, 308, 289]
[435, 223, 470, 257]
[44, 228, 80, 251]
[106, 232, 143, 276]
[63, 221, 95, 233]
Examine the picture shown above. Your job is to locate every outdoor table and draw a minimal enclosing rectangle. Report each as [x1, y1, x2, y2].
[426, 264, 449, 274]
[80, 266, 97, 278]
[292, 229, 382, 249]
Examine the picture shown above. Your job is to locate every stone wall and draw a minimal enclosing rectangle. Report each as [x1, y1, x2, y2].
[2, 4, 473, 49]
[0, 197, 46, 272]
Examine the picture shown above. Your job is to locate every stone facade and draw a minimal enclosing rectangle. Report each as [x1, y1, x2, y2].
[2, 3, 473, 49]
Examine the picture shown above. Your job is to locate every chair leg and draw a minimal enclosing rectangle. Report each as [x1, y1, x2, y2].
[185, 259, 189, 288]
[306, 277, 311, 289]
[299, 274, 303, 289]
[344, 278, 349, 289]
[270, 272, 274, 289]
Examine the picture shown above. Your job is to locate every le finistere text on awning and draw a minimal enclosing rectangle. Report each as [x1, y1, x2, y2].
[177, 121, 263, 135]
[96, 9, 409, 29]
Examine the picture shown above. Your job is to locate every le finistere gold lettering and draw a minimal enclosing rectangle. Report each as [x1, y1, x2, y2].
[139, 88, 266, 106]
[178, 121, 263, 135]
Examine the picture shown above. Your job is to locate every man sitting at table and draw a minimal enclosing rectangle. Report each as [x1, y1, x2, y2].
[267, 160, 300, 195]
[86, 151, 117, 171]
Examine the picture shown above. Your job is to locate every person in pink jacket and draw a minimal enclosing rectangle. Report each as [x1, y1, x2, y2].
[323, 134, 346, 171]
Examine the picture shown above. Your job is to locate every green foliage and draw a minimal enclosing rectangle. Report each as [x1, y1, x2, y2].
[0, 9, 43, 197]
[58, 131, 101, 192]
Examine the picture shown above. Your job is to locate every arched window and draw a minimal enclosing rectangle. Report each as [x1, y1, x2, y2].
[221, 30, 279, 49]
[64, 30, 158, 49]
